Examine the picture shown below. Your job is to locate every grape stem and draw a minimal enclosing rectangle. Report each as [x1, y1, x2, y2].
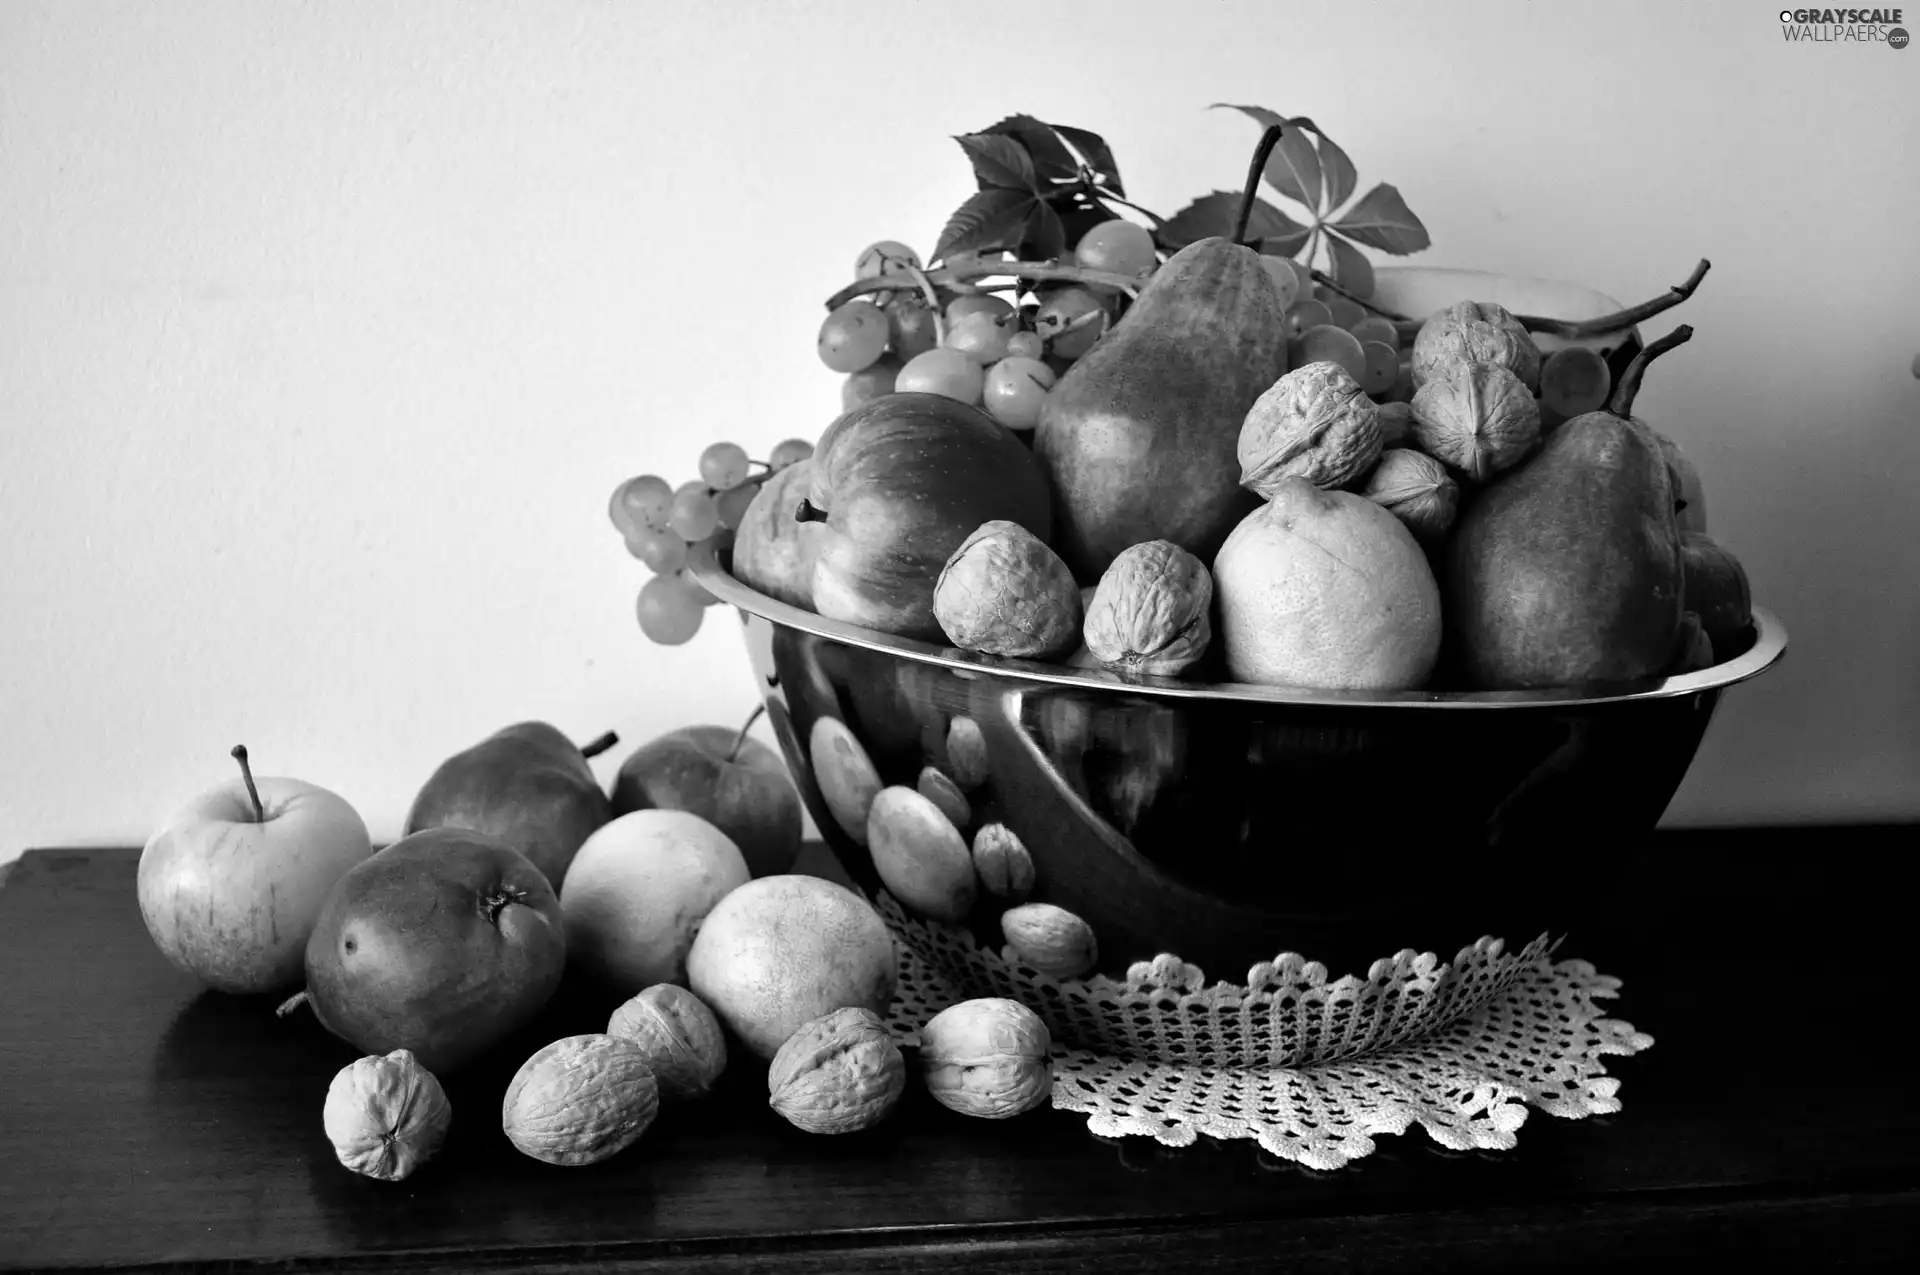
[1516, 259, 1712, 340]
[1607, 324, 1692, 419]
[1233, 124, 1287, 247]
[824, 260, 1144, 311]
[903, 265, 947, 345]
[727, 703, 767, 763]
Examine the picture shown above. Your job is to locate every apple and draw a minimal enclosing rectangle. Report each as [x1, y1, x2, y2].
[609, 708, 803, 877]
[137, 745, 373, 995]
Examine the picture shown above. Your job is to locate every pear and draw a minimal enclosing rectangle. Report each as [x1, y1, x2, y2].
[1444, 327, 1696, 689]
[404, 722, 617, 889]
[1034, 236, 1290, 581]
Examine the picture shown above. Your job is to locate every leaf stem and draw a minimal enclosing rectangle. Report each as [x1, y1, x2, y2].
[824, 260, 1143, 311]
[1233, 124, 1287, 246]
[1607, 324, 1692, 419]
[1094, 188, 1166, 228]
[727, 703, 767, 763]
[1517, 259, 1711, 339]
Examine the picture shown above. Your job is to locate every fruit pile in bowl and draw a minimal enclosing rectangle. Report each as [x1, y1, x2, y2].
[608, 111, 1787, 998]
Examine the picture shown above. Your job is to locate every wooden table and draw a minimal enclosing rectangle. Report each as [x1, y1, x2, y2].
[2, 828, 1916, 1273]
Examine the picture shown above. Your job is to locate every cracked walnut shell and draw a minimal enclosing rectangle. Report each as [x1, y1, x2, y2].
[1239, 362, 1384, 496]
[1410, 300, 1543, 391]
[918, 998, 1054, 1119]
[1082, 540, 1214, 677]
[1409, 360, 1541, 482]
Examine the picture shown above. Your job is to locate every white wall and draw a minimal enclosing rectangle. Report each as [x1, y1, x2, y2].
[3, 0, 1917, 862]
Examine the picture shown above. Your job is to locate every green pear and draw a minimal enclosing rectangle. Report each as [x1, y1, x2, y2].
[404, 722, 616, 889]
[1444, 327, 1696, 690]
[1034, 236, 1290, 581]
[1680, 531, 1752, 658]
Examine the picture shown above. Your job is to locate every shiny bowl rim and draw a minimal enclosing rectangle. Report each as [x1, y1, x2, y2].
[686, 537, 1788, 710]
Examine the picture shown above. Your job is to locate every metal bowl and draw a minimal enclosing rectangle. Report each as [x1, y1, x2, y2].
[687, 267, 1785, 982]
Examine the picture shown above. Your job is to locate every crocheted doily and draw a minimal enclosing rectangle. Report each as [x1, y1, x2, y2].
[875, 892, 1654, 1170]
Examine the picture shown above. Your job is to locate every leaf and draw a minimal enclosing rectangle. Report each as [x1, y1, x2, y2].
[934, 187, 1039, 264]
[1050, 122, 1123, 196]
[1256, 226, 1312, 257]
[1330, 183, 1431, 255]
[954, 133, 1040, 193]
[1158, 191, 1310, 252]
[1211, 103, 1322, 213]
[1323, 230, 1376, 299]
[1023, 199, 1068, 262]
[1311, 132, 1359, 213]
[984, 115, 1080, 185]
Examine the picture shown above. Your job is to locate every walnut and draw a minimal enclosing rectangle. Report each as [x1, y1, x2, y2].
[1000, 902, 1098, 979]
[606, 984, 728, 1102]
[933, 521, 1082, 660]
[766, 1006, 906, 1134]
[1409, 360, 1541, 482]
[1375, 399, 1414, 448]
[917, 998, 1053, 1119]
[322, 1049, 451, 1182]
[970, 823, 1035, 901]
[1238, 362, 1384, 496]
[500, 1034, 659, 1166]
[1082, 541, 1213, 677]
[1410, 300, 1543, 391]
[1361, 448, 1461, 544]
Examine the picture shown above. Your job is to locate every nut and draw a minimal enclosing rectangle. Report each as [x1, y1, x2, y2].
[1360, 448, 1461, 544]
[1409, 360, 1541, 482]
[322, 1049, 451, 1182]
[1000, 902, 1098, 979]
[915, 765, 972, 831]
[933, 520, 1082, 659]
[867, 785, 976, 923]
[1082, 540, 1213, 677]
[918, 998, 1054, 1119]
[1410, 300, 1543, 391]
[971, 823, 1035, 900]
[501, 1034, 660, 1166]
[767, 1006, 906, 1134]
[809, 716, 882, 846]
[1375, 399, 1414, 448]
[606, 984, 728, 1102]
[944, 715, 990, 790]
[1239, 362, 1384, 496]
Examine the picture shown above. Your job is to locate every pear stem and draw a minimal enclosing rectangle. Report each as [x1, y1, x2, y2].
[229, 745, 265, 822]
[1519, 260, 1711, 339]
[275, 990, 310, 1019]
[1233, 124, 1287, 247]
[1608, 324, 1693, 419]
[728, 703, 767, 763]
[794, 498, 830, 525]
[577, 731, 619, 760]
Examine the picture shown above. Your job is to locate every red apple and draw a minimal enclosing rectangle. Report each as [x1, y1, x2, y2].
[609, 712, 802, 878]
[137, 746, 373, 995]
[731, 457, 822, 610]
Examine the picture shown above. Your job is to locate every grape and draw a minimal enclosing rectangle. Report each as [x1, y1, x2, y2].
[946, 294, 1015, 325]
[817, 300, 890, 373]
[668, 481, 720, 541]
[1284, 299, 1335, 341]
[1034, 287, 1109, 360]
[842, 355, 901, 412]
[1073, 219, 1158, 281]
[699, 441, 752, 491]
[1540, 346, 1613, 419]
[1326, 296, 1368, 331]
[896, 348, 985, 404]
[1260, 257, 1302, 311]
[678, 568, 721, 608]
[1291, 324, 1369, 384]
[943, 311, 1015, 365]
[1005, 330, 1044, 361]
[854, 239, 922, 280]
[1349, 316, 1399, 349]
[609, 474, 674, 538]
[1312, 283, 1336, 303]
[714, 482, 759, 530]
[884, 294, 939, 361]
[1359, 340, 1400, 397]
[982, 357, 1058, 430]
[637, 575, 704, 645]
[627, 525, 689, 575]
[769, 438, 814, 470]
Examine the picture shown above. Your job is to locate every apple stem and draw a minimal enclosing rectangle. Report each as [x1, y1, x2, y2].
[230, 745, 265, 822]
[728, 703, 767, 763]
[275, 990, 310, 1018]
[1233, 124, 1287, 248]
[1607, 324, 1693, 420]
[794, 499, 830, 525]
[578, 731, 619, 760]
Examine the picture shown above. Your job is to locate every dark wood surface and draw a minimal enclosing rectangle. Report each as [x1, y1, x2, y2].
[2, 827, 1916, 1273]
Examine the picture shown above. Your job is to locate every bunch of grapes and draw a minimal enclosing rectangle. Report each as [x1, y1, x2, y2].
[816, 220, 1162, 432]
[606, 437, 815, 646]
[1261, 258, 1413, 400]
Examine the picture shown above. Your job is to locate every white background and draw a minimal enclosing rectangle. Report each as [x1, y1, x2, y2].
[3, 0, 1917, 863]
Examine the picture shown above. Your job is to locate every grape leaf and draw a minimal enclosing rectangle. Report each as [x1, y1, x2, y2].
[1023, 199, 1068, 262]
[1330, 184, 1431, 255]
[1211, 103, 1322, 213]
[955, 133, 1040, 193]
[934, 187, 1039, 263]
[1310, 132, 1358, 213]
[1324, 231, 1376, 299]
[1256, 226, 1313, 257]
[1158, 191, 1309, 251]
[1050, 122, 1124, 196]
[984, 114, 1080, 185]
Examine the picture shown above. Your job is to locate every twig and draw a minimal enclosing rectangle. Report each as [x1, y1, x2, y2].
[904, 264, 947, 346]
[1234, 124, 1287, 246]
[1517, 259, 1711, 339]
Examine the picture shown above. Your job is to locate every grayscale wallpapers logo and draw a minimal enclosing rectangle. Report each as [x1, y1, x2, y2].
[1778, 7, 1909, 45]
